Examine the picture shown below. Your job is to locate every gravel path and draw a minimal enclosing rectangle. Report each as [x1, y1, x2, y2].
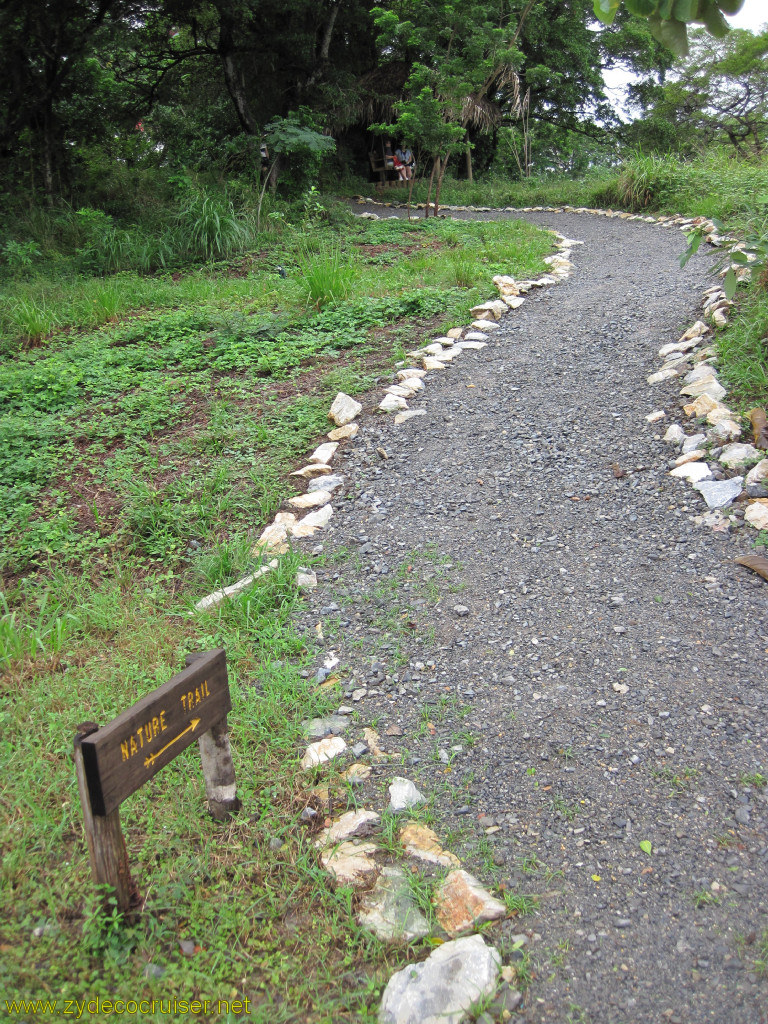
[300, 209, 768, 1023]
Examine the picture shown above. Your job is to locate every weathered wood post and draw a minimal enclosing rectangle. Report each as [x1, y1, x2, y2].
[73, 722, 136, 916]
[74, 649, 239, 907]
[186, 652, 241, 820]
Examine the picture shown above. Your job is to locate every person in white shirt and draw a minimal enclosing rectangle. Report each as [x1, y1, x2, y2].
[395, 145, 415, 180]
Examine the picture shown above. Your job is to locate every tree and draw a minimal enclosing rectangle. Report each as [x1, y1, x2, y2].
[627, 26, 768, 157]
[593, 0, 746, 56]
[0, 0, 143, 199]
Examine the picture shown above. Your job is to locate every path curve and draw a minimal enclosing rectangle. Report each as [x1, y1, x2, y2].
[303, 207, 768, 1022]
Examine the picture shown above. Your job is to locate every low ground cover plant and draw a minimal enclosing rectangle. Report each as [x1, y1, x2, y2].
[0, 213, 550, 1018]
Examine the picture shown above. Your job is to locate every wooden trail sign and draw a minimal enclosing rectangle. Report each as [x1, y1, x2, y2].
[74, 649, 240, 914]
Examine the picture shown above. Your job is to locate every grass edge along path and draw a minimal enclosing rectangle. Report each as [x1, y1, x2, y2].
[0, 214, 553, 1022]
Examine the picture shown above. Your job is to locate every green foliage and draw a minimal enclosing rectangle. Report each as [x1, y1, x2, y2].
[3, 239, 41, 271]
[179, 191, 250, 262]
[265, 110, 337, 195]
[594, 0, 745, 54]
[627, 26, 768, 156]
[607, 149, 768, 219]
[296, 243, 356, 308]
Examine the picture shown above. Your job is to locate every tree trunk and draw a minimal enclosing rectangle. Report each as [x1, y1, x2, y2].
[305, 1, 341, 90]
[465, 144, 473, 182]
[434, 155, 450, 217]
[218, 11, 259, 135]
[424, 158, 437, 218]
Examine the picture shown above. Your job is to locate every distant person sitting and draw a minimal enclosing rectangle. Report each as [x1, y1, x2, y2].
[392, 151, 407, 183]
[396, 145, 415, 181]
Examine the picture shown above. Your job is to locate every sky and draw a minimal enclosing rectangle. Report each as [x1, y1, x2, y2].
[724, 0, 767, 32]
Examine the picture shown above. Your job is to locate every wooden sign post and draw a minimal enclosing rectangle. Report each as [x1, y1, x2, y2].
[74, 649, 240, 914]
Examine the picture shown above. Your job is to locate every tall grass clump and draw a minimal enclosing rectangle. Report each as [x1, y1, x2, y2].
[0, 591, 80, 669]
[0, 295, 60, 344]
[717, 285, 768, 406]
[296, 243, 355, 308]
[609, 150, 768, 222]
[180, 191, 252, 261]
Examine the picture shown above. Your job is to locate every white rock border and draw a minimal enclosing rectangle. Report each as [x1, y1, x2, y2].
[194, 218, 578, 611]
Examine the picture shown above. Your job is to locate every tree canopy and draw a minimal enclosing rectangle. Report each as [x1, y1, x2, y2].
[0, 0, 749, 202]
[627, 25, 768, 156]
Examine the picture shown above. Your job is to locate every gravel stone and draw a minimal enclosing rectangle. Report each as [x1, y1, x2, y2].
[296, 204, 768, 1024]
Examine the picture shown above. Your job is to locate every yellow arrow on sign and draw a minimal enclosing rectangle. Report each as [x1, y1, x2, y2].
[144, 718, 201, 768]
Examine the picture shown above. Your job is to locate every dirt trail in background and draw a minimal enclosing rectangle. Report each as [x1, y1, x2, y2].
[300, 209, 768, 1023]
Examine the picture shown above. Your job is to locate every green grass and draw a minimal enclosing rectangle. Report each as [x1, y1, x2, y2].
[340, 168, 621, 211]
[0, 211, 552, 1019]
[0, 217, 551, 578]
[715, 285, 768, 408]
[351, 149, 768, 226]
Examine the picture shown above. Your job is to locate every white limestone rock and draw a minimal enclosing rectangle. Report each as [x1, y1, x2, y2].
[290, 464, 332, 479]
[388, 777, 426, 813]
[329, 392, 362, 427]
[291, 504, 333, 537]
[378, 935, 501, 1024]
[471, 319, 500, 332]
[195, 559, 278, 611]
[433, 869, 507, 937]
[707, 407, 737, 425]
[492, 274, 519, 296]
[659, 337, 701, 357]
[358, 866, 431, 943]
[457, 341, 487, 350]
[663, 424, 686, 445]
[397, 378, 425, 395]
[669, 462, 713, 482]
[321, 841, 379, 889]
[438, 347, 463, 361]
[423, 357, 447, 370]
[648, 366, 681, 384]
[684, 364, 719, 385]
[682, 432, 707, 453]
[679, 379, 727, 401]
[288, 490, 332, 509]
[708, 420, 742, 443]
[719, 443, 762, 468]
[400, 823, 460, 868]
[296, 568, 318, 589]
[327, 423, 359, 441]
[464, 331, 489, 341]
[301, 735, 347, 769]
[745, 502, 768, 530]
[395, 410, 427, 425]
[316, 809, 381, 849]
[693, 477, 744, 509]
[379, 394, 408, 412]
[678, 321, 710, 343]
[683, 394, 723, 418]
[308, 474, 343, 494]
[309, 442, 339, 465]
[746, 459, 768, 485]
[675, 450, 706, 466]
[254, 516, 294, 552]
[397, 368, 426, 380]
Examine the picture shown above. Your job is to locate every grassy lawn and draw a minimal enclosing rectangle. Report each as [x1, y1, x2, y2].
[0, 213, 552, 1021]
